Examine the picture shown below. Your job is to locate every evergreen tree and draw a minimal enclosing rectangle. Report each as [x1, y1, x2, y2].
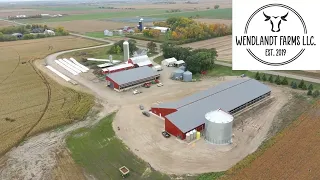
[255, 72, 261, 80]
[292, 82, 297, 89]
[307, 89, 313, 96]
[281, 76, 288, 85]
[308, 84, 314, 91]
[290, 81, 295, 88]
[302, 84, 308, 90]
[298, 79, 305, 89]
[313, 90, 320, 98]
[275, 75, 281, 85]
[262, 74, 267, 81]
[268, 75, 273, 83]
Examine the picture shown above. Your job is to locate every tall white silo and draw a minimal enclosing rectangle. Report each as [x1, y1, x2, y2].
[204, 109, 234, 145]
[123, 41, 129, 62]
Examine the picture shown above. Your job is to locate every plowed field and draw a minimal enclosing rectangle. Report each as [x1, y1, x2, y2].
[182, 35, 232, 62]
[222, 100, 320, 180]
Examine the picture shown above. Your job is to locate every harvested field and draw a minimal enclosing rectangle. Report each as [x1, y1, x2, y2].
[195, 18, 232, 25]
[182, 35, 232, 61]
[0, 21, 16, 27]
[46, 20, 138, 33]
[222, 100, 320, 180]
[0, 36, 103, 156]
[116, 0, 232, 10]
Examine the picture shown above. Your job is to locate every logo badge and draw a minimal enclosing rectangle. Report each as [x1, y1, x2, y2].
[233, 2, 318, 70]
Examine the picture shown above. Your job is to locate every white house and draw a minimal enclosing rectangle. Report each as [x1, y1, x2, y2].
[44, 30, 55, 36]
[161, 57, 177, 66]
[153, 26, 170, 33]
[104, 30, 113, 36]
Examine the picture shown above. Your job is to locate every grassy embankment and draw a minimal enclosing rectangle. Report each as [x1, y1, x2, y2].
[66, 113, 171, 180]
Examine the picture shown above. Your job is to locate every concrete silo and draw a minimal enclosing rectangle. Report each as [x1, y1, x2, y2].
[204, 109, 234, 145]
[183, 71, 192, 82]
[123, 41, 129, 62]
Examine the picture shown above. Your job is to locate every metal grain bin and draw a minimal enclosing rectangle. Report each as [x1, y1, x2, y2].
[179, 66, 186, 71]
[183, 71, 192, 82]
[172, 69, 184, 80]
[204, 109, 234, 145]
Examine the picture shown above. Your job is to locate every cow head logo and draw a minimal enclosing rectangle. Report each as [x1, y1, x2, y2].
[263, 12, 288, 32]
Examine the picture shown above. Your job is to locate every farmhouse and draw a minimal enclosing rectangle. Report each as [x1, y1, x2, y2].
[106, 66, 160, 91]
[104, 29, 113, 36]
[151, 78, 271, 139]
[152, 26, 170, 33]
[128, 55, 153, 67]
[44, 30, 55, 36]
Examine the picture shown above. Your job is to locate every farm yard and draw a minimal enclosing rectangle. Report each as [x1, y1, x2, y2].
[0, 36, 103, 156]
[221, 100, 320, 180]
[182, 35, 232, 62]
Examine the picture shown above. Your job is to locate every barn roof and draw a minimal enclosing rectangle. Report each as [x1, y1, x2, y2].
[154, 78, 252, 109]
[164, 78, 271, 133]
[129, 55, 151, 64]
[106, 66, 159, 86]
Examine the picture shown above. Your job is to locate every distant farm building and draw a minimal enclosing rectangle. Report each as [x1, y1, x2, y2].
[101, 63, 134, 74]
[104, 30, 113, 36]
[161, 57, 177, 67]
[11, 33, 23, 38]
[152, 26, 170, 33]
[151, 78, 271, 140]
[106, 66, 160, 91]
[44, 30, 55, 36]
[113, 30, 123, 36]
[128, 55, 153, 67]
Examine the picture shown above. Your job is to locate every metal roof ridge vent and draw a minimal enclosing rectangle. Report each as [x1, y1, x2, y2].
[176, 78, 254, 109]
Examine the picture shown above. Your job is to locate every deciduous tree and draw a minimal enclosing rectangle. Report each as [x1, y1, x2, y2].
[147, 41, 157, 53]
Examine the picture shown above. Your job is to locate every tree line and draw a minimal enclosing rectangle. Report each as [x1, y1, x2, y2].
[149, 17, 231, 42]
[0, 24, 69, 42]
[255, 72, 319, 98]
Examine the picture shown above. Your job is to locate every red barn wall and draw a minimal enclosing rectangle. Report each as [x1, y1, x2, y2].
[165, 118, 184, 138]
[106, 77, 119, 89]
[151, 107, 177, 117]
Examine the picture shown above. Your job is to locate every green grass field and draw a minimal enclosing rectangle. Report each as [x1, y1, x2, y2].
[17, 9, 167, 24]
[84, 32, 107, 38]
[66, 113, 171, 180]
[150, 8, 232, 19]
[17, 8, 231, 24]
[37, 6, 100, 11]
